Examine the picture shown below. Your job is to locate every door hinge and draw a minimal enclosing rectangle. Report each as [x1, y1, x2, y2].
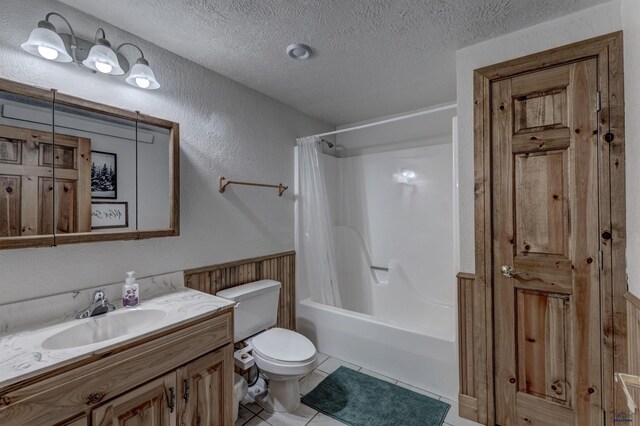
[599, 250, 604, 271]
[596, 91, 602, 112]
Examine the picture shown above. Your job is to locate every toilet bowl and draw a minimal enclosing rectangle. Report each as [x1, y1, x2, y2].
[216, 280, 318, 413]
[251, 328, 316, 412]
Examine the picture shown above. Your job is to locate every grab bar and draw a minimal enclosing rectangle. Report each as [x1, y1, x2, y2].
[370, 266, 389, 271]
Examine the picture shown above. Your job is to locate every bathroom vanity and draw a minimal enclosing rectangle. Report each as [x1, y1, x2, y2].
[0, 282, 235, 426]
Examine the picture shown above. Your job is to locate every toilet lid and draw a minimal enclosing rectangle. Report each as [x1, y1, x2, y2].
[252, 328, 316, 363]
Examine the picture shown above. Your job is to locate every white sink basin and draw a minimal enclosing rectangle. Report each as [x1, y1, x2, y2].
[41, 309, 167, 350]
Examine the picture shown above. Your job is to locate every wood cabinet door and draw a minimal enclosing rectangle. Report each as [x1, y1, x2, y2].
[0, 124, 91, 236]
[492, 59, 601, 425]
[178, 346, 234, 426]
[92, 373, 177, 426]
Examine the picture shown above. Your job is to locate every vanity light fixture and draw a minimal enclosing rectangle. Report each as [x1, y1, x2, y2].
[21, 12, 160, 90]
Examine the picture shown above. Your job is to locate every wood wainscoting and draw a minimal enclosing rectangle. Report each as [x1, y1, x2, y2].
[457, 272, 478, 422]
[184, 251, 296, 330]
[626, 291, 640, 425]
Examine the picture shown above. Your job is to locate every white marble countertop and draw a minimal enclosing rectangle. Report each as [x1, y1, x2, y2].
[0, 273, 234, 390]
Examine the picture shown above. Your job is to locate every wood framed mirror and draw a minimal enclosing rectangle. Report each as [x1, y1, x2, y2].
[0, 78, 179, 249]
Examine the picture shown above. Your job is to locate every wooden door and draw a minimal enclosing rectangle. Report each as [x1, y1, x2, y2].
[492, 59, 601, 425]
[178, 346, 233, 426]
[0, 124, 91, 237]
[92, 373, 177, 426]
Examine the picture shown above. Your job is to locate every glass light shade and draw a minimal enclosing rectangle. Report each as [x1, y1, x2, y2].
[126, 62, 160, 89]
[82, 43, 124, 75]
[21, 27, 72, 62]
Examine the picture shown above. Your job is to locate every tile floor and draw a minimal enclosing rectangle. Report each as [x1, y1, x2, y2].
[236, 354, 481, 426]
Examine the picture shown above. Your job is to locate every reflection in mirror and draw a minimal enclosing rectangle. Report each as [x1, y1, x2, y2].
[0, 90, 54, 239]
[136, 121, 171, 231]
[0, 78, 178, 249]
[52, 101, 137, 235]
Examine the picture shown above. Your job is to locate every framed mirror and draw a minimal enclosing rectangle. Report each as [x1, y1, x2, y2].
[0, 78, 179, 249]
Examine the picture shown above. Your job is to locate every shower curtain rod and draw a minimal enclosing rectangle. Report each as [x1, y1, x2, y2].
[306, 101, 457, 139]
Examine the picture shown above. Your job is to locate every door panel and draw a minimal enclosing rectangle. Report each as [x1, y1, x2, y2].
[39, 178, 78, 234]
[0, 175, 20, 236]
[492, 59, 601, 425]
[178, 346, 233, 426]
[91, 373, 177, 426]
[514, 89, 567, 133]
[515, 150, 569, 257]
[0, 125, 91, 236]
[516, 291, 571, 404]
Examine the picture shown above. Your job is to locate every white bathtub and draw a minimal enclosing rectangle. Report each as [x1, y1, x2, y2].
[297, 297, 458, 401]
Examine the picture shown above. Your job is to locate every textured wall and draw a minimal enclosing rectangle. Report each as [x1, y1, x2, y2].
[455, 0, 622, 274]
[0, 0, 330, 304]
[58, 0, 608, 125]
[622, 0, 640, 296]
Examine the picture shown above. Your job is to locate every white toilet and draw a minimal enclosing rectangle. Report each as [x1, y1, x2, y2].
[217, 280, 317, 412]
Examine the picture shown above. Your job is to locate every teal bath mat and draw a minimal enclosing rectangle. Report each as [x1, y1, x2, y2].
[301, 367, 450, 426]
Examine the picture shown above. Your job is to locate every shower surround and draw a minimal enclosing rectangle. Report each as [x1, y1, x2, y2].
[296, 114, 458, 399]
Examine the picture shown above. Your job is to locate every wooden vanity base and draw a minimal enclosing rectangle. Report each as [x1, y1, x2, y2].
[0, 307, 234, 426]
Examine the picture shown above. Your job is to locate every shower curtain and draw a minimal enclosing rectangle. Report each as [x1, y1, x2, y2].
[297, 136, 342, 308]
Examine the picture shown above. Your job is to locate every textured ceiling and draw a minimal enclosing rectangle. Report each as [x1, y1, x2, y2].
[59, 0, 609, 125]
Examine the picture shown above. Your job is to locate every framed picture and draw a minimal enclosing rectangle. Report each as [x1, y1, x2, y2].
[91, 201, 128, 230]
[91, 150, 117, 199]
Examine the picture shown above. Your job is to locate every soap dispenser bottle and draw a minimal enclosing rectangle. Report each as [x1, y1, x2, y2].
[122, 271, 140, 307]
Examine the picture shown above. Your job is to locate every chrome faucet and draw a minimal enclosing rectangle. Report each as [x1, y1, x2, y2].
[76, 290, 116, 319]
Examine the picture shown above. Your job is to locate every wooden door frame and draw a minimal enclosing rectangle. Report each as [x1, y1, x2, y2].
[472, 31, 626, 425]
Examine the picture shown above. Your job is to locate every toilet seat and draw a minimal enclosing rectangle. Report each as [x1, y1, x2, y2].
[252, 328, 316, 363]
[251, 328, 317, 377]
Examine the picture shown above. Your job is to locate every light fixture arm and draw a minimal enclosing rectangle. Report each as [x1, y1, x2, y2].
[44, 12, 77, 62]
[45, 12, 75, 38]
[93, 28, 107, 43]
[116, 42, 146, 61]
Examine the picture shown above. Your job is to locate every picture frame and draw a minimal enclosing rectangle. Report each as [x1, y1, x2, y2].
[91, 150, 117, 199]
[91, 201, 128, 230]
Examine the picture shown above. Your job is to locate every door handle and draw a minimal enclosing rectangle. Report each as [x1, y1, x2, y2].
[183, 379, 190, 402]
[168, 386, 176, 413]
[501, 265, 523, 278]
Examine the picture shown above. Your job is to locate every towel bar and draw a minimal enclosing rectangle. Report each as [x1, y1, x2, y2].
[219, 177, 288, 197]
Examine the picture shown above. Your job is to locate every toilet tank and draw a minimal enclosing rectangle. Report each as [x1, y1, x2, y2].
[217, 280, 281, 342]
